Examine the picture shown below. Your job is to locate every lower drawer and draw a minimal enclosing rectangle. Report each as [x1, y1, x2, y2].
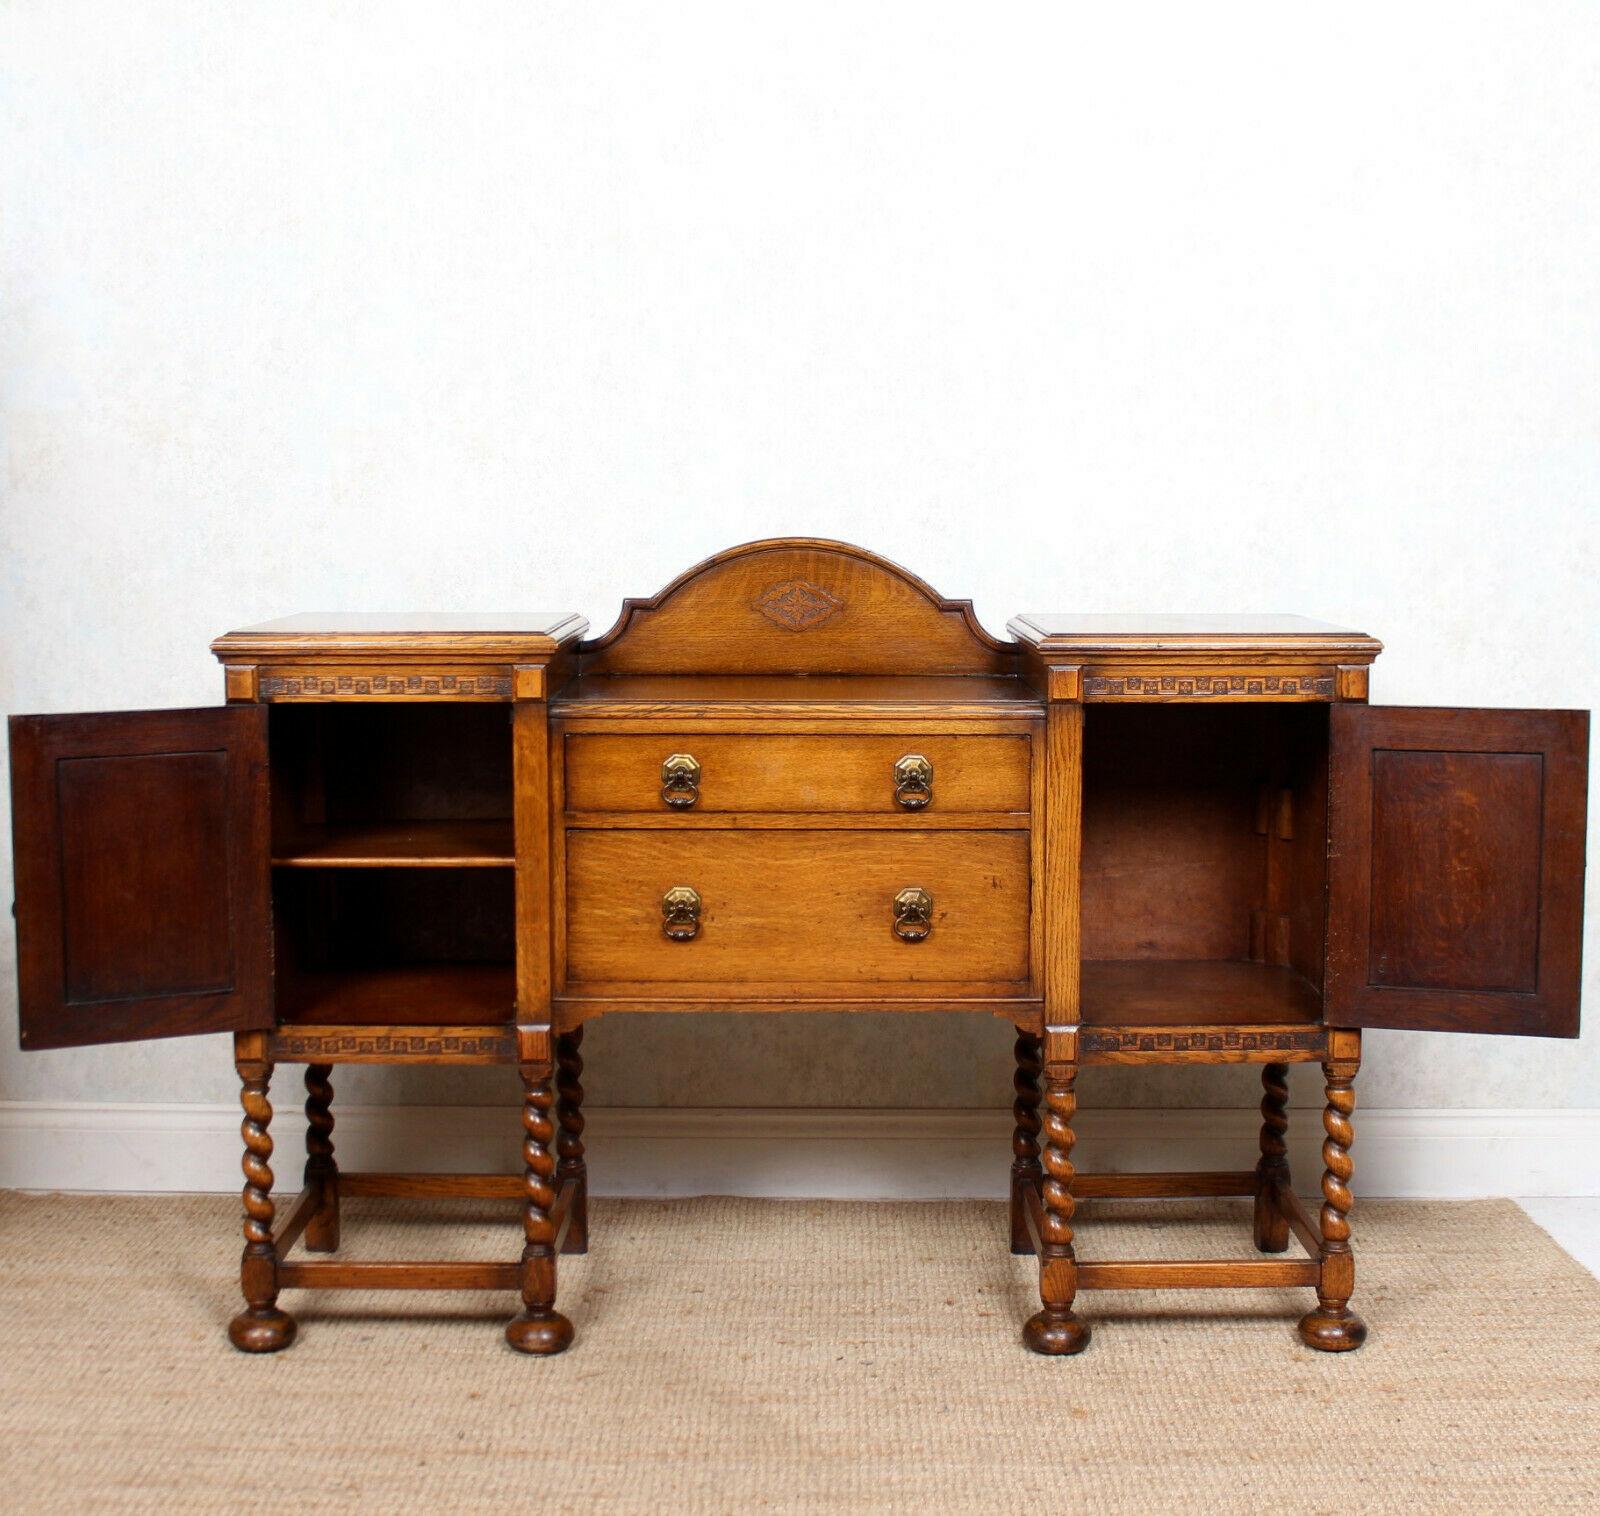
[564, 830, 1031, 990]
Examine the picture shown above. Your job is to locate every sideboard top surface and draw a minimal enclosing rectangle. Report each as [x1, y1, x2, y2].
[211, 611, 589, 662]
[1008, 613, 1382, 659]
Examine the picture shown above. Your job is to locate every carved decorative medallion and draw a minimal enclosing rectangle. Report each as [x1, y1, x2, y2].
[258, 673, 513, 698]
[755, 580, 843, 631]
[268, 1031, 517, 1060]
[1083, 674, 1335, 700]
[1081, 1028, 1326, 1057]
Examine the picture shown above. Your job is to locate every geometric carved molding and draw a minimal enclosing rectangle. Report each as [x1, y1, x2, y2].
[1079, 1027, 1329, 1059]
[258, 673, 513, 699]
[265, 1030, 517, 1061]
[1083, 674, 1336, 700]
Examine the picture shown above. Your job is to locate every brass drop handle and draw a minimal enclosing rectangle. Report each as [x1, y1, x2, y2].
[662, 886, 702, 940]
[893, 886, 934, 942]
[894, 754, 933, 810]
[661, 753, 701, 808]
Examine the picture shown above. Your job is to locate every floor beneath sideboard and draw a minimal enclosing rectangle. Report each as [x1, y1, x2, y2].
[1, 1193, 1598, 1513]
[1518, 1198, 1600, 1277]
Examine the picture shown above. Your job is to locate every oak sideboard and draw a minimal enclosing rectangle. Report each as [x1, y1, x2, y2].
[7, 539, 1588, 1357]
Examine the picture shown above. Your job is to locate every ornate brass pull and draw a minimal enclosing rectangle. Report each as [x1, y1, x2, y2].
[662, 886, 702, 940]
[661, 753, 700, 808]
[894, 754, 933, 810]
[893, 886, 934, 942]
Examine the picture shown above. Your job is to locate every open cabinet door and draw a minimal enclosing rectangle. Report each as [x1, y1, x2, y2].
[9, 707, 273, 1049]
[1327, 705, 1587, 1036]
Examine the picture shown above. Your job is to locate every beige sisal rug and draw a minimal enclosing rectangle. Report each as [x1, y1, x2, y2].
[0, 1192, 1596, 1513]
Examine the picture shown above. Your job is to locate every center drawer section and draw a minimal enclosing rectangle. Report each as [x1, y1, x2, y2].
[563, 734, 1030, 815]
[565, 830, 1031, 988]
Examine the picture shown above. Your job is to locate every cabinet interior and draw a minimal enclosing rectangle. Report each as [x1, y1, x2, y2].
[1081, 704, 1328, 1027]
[268, 705, 516, 1025]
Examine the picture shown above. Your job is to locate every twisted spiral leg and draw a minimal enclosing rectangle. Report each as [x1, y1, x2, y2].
[228, 1059, 296, 1352]
[303, 1063, 340, 1253]
[1010, 1032, 1043, 1254]
[1023, 1063, 1090, 1355]
[1253, 1062, 1291, 1252]
[556, 1029, 588, 1254]
[1298, 1064, 1368, 1351]
[506, 1063, 573, 1354]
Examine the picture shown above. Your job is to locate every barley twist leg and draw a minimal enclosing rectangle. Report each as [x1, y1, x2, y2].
[555, 1029, 588, 1255]
[1010, 1032, 1043, 1254]
[506, 1061, 573, 1354]
[1298, 1059, 1368, 1351]
[228, 1056, 296, 1352]
[1253, 1062, 1291, 1252]
[1023, 1062, 1090, 1355]
[303, 1063, 340, 1253]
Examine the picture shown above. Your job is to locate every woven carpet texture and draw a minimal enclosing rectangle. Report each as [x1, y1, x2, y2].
[1, 1193, 1597, 1513]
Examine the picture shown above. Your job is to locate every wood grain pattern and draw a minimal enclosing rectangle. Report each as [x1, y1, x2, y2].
[579, 540, 1016, 676]
[272, 819, 514, 867]
[563, 733, 1031, 815]
[1327, 705, 1588, 1037]
[277, 966, 516, 1027]
[552, 674, 1041, 720]
[1081, 960, 1321, 1027]
[564, 829, 1031, 990]
[9, 707, 273, 1050]
[1040, 700, 1083, 1025]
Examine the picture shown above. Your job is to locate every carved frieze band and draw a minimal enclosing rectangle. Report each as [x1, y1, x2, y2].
[268, 1031, 517, 1060]
[755, 580, 844, 631]
[259, 673, 513, 698]
[1083, 674, 1335, 699]
[1081, 1028, 1327, 1057]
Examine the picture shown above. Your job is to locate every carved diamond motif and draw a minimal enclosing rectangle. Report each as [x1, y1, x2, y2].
[755, 580, 843, 631]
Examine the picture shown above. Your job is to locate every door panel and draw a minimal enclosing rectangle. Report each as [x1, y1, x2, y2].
[1327, 705, 1587, 1036]
[9, 707, 273, 1049]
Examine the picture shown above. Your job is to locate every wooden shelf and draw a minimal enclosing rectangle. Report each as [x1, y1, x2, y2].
[272, 820, 514, 868]
[279, 964, 516, 1026]
[1081, 960, 1322, 1027]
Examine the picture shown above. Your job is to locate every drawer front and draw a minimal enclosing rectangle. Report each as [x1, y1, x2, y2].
[563, 734, 1030, 815]
[565, 830, 1030, 988]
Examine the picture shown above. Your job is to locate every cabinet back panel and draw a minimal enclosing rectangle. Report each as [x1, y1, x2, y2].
[1082, 705, 1327, 968]
[273, 869, 515, 973]
[269, 705, 513, 831]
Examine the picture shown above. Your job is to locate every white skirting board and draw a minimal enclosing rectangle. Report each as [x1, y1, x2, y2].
[1, 1102, 1597, 1198]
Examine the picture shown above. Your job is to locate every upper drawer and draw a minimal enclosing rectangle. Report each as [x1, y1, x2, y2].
[563, 734, 1031, 815]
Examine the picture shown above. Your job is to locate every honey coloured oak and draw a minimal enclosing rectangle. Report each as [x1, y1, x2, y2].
[562, 733, 1032, 815]
[563, 828, 1032, 991]
[4, 538, 1589, 1363]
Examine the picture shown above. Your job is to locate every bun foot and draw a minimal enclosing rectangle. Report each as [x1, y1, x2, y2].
[228, 1306, 297, 1353]
[1023, 1309, 1091, 1355]
[1297, 1305, 1368, 1352]
[505, 1308, 574, 1355]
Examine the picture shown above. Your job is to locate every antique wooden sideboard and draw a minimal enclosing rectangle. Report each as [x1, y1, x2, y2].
[7, 539, 1589, 1357]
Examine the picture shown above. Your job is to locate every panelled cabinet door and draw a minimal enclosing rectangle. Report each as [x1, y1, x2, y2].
[1327, 705, 1588, 1037]
[9, 707, 274, 1050]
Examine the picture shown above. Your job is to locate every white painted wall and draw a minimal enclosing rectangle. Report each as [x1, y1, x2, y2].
[2, 5, 1597, 1178]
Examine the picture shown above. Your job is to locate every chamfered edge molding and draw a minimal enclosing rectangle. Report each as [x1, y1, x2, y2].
[1, 1103, 1597, 1199]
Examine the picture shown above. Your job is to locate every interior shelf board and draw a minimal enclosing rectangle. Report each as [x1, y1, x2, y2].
[272, 820, 515, 868]
[279, 964, 516, 1026]
[1081, 959, 1322, 1027]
